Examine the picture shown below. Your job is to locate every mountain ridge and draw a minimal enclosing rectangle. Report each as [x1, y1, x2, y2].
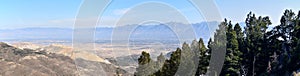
[0, 42, 130, 76]
[0, 21, 220, 43]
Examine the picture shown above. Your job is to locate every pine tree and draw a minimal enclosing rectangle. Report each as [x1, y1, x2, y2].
[176, 42, 197, 76]
[153, 53, 165, 76]
[135, 9, 300, 76]
[265, 10, 300, 75]
[269, 9, 300, 75]
[233, 23, 248, 75]
[157, 48, 181, 76]
[135, 51, 156, 76]
[221, 21, 243, 76]
[207, 19, 227, 75]
[191, 39, 201, 75]
[244, 12, 272, 76]
[195, 38, 209, 75]
[157, 53, 165, 67]
[289, 10, 300, 74]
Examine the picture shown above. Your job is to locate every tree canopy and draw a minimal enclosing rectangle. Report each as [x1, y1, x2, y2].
[135, 9, 300, 76]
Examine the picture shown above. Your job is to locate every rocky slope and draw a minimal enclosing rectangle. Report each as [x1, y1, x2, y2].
[0, 42, 130, 76]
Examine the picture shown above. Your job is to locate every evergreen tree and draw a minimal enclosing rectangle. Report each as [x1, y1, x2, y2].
[267, 9, 300, 75]
[156, 53, 165, 68]
[191, 39, 200, 55]
[289, 10, 300, 74]
[285, 10, 300, 74]
[207, 19, 227, 75]
[153, 53, 165, 76]
[234, 23, 248, 75]
[221, 21, 243, 76]
[264, 10, 300, 75]
[135, 9, 300, 76]
[195, 38, 209, 75]
[176, 42, 197, 76]
[191, 39, 201, 75]
[135, 51, 156, 76]
[157, 48, 182, 76]
[244, 12, 272, 76]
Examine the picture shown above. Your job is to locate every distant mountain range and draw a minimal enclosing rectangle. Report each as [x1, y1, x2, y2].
[0, 21, 220, 43]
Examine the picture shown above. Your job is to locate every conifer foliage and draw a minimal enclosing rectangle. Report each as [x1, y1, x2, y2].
[135, 9, 300, 76]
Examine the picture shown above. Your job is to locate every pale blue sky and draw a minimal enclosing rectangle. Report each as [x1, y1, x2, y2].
[0, 0, 299, 29]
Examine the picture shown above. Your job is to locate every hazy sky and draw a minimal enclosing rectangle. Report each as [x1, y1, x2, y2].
[0, 0, 300, 29]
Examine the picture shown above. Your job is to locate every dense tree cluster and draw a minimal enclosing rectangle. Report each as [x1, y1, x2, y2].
[135, 9, 300, 76]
